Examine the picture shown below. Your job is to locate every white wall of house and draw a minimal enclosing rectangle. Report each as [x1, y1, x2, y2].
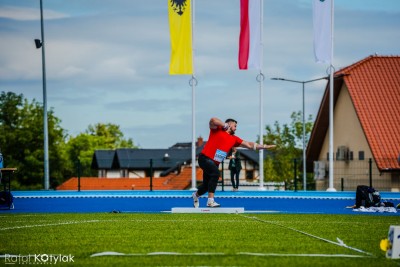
[128, 170, 146, 178]
[98, 169, 169, 179]
[219, 156, 259, 183]
[106, 170, 120, 178]
[316, 84, 395, 191]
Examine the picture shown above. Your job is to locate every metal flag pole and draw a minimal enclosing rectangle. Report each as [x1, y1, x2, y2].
[258, 72, 265, 190]
[302, 82, 306, 190]
[190, 0, 197, 190]
[39, 0, 50, 190]
[258, 0, 265, 191]
[327, 0, 336, 191]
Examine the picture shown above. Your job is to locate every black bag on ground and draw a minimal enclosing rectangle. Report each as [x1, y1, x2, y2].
[382, 201, 394, 207]
[355, 185, 381, 208]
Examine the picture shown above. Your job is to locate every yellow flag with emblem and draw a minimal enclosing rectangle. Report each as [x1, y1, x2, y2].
[168, 0, 193, 75]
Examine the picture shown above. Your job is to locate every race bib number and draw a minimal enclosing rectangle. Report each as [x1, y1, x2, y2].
[213, 149, 227, 163]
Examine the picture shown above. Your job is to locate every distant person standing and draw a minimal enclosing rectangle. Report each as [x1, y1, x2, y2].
[192, 117, 275, 208]
[228, 147, 242, 191]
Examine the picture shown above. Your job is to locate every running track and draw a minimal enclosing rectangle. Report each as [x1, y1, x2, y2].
[1, 190, 399, 215]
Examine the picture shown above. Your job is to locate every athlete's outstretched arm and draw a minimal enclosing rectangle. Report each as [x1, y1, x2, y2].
[240, 140, 276, 151]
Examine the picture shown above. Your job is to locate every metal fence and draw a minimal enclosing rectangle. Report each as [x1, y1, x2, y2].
[289, 158, 399, 192]
[78, 157, 399, 192]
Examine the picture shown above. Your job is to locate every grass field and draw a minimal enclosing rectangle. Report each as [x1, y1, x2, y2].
[1, 213, 399, 266]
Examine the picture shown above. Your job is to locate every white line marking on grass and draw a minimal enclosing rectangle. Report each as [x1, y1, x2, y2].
[147, 252, 225, 256]
[244, 210, 280, 213]
[128, 219, 243, 223]
[90, 252, 141, 257]
[163, 210, 281, 214]
[0, 220, 100, 231]
[0, 218, 246, 230]
[238, 252, 370, 258]
[89, 251, 370, 258]
[239, 215, 373, 256]
[90, 252, 225, 257]
[0, 214, 44, 217]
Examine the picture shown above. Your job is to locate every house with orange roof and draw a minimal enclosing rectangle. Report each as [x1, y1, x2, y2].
[307, 55, 400, 191]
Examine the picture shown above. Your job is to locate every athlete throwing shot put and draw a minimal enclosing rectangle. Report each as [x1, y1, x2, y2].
[192, 117, 276, 208]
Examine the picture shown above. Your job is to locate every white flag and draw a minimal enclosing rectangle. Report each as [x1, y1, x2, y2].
[313, 0, 332, 64]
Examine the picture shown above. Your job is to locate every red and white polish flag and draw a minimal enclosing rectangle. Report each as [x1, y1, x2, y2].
[238, 0, 262, 70]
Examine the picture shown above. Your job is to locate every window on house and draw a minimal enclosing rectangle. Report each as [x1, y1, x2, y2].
[327, 152, 335, 160]
[349, 151, 354, 160]
[359, 151, 365, 160]
[245, 170, 254, 180]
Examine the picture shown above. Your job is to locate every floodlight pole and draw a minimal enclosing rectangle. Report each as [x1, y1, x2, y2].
[271, 76, 327, 191]
[37, 0, 50, 190]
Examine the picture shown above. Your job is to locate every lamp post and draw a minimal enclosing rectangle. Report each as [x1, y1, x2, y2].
[271, 76, 327, 191]
[34, 0, 49, 190]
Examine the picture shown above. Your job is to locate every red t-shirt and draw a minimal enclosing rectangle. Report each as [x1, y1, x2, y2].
[201, 127, 243, 164]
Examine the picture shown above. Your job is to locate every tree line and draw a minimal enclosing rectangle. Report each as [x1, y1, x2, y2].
[0, 91, 313, 190]
[0, 91, 136, 189]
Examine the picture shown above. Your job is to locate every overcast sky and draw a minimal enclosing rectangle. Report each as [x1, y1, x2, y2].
[0, 0, 399, 148]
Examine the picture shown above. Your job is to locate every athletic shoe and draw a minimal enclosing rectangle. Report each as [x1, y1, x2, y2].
[192, 192, 199, 208]
[207, 201, 221, 208]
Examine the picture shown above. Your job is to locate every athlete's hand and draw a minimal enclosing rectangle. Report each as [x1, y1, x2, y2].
[263, 144, 276, 150]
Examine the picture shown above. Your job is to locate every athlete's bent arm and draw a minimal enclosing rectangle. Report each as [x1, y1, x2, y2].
[210, 117, 231, 131]
[209, 117, 226, 130]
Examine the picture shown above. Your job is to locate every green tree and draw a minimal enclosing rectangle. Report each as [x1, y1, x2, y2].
[0, 91, 68, 189]
[1, 91, 138, 188]
[290, 111, 314, 148]
[66, 123, 136, 177]
[262, 111, 314, 188]
[0, 92, 23, 172]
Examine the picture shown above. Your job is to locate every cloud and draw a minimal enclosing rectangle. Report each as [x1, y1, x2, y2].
[0, 6, 69, 21]
[0, 0, 399, 148]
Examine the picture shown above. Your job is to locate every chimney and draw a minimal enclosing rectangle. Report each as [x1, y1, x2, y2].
[196, 136, 204, 147]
